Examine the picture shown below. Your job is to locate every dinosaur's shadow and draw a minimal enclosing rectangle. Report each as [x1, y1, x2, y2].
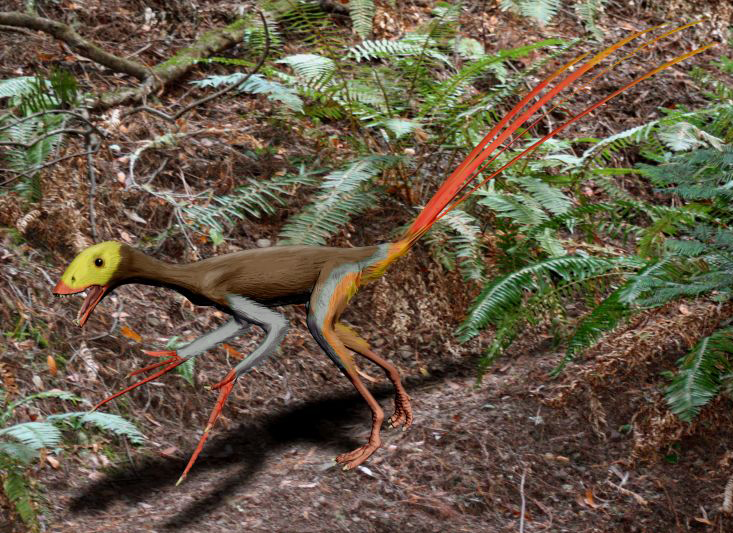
[69, 360, 474, 529]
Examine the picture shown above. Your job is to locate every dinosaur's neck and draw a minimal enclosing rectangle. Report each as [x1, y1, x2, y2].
[118, 246, 202, 296]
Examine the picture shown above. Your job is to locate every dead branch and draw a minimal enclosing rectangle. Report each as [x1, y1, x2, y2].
[0, 110, 102, 134]
[0, 12, 259, 112]
[0, 11, 149, 80]
[123, 11, 270, 123]
[92, 17, 254, 110]
[83, 109, 101, 241]
[0, 128, 89, 149]
[723, 471, 733, 514]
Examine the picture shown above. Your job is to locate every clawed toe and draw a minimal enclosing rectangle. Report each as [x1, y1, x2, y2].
[388, 394, 413, 430]
[336, 443, 380, 470]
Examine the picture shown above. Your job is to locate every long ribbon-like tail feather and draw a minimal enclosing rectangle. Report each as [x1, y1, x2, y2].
[400, 22, 709, 248]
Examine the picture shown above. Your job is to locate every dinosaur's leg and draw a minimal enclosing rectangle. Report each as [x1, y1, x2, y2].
[334, 323, 413, 431]
[93, 319, 249, 411]
[178, 295, 288, 484]
[307, 262, 385, 470]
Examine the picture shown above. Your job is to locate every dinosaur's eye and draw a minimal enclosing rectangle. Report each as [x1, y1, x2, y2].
[95, 258, 104, 267]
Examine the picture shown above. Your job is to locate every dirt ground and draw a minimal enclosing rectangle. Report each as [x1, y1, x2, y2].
[2, 0, 733, 532]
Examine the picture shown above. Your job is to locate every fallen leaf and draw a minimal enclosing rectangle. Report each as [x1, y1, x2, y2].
[46, 456, 60, 469]
[120, 326, 142, 343]
[118, 230, 133, 244]
[678, 304, 691, 315]
[124, 209, 147, 224]
[694, 516, 713, 526]
[221, 344, 243, 360]
[47, 355, 58, 377]
[159, 446, 180, 459]
[584, 487, 600, 509]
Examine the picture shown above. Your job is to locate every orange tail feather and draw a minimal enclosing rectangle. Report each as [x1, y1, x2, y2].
[400, 22, 709, 247]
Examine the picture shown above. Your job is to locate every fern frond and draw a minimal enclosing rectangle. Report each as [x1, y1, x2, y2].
[0, 422, 61, 450]
[500, 0, 561, 24]
[277, 53, 336, 87]
[268, 0, 339, 49]
[2, 469, 37, 529]
[348, 38, 430, 62]
[419, 39, 564, 117]
[192, 73, 304, 112]
[457, 256, 632, 341]
[278, 157, 391, 245]
[182, 171, 317, 236]
[516, 177, 573, 216]
[4, 389, 83, 418]
[0, 441, 37, 464]
[479, 189, 548, 227]
[665, 328, 733, 421]
[425, 208, 486, 281]
[0, 77, 40, 103]
[48, 412, 145, 445]
[575, 0, 608, 39]
[558, 287, 630, 372]
[347, 0, 375, 39]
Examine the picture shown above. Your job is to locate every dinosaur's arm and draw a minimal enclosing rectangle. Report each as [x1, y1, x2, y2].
[177, 319, 250, 358]
[176, 294, 289, 484]
[225, 294, 289, 377]
[91, 318, 251, 411]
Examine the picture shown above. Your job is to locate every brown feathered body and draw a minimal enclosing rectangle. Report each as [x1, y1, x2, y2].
[115, 243, 381, 309]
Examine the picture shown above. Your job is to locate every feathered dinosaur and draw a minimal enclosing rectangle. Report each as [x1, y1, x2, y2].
[54, 23, 710, 484]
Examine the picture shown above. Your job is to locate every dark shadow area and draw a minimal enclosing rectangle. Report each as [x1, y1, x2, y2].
[69, 359, 476, 529]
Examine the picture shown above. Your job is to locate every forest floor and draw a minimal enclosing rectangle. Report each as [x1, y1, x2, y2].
[1, 0, 733, 532]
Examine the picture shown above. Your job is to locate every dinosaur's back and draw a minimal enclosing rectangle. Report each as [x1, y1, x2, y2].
[193, 245, 383, 306]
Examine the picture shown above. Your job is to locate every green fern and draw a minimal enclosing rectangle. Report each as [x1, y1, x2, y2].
[347, 0, 375, 39]
[457, 255, 636, 341]
[0, 389, 144, 530]
[575, 0, 608, 39]
[500, 0, 562, 24]
[665, 328, 733, 421]
[277, 53, 336, 87]
[0, 71, 79, 199]
[348, 38, 431, 62]
[2, 470, 36, 530]
[278, 157, 395, 245]
[424, 208, 486, 281]
[181, 169, 318, 238]
[192, 72, 304, 112]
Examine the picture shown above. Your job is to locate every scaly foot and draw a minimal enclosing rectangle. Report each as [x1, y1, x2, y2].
[388, 392, 413, 431]
[336, 441, 381, 470]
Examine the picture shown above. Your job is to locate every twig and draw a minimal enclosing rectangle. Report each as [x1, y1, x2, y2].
[88, 297, 124, 341]
[0, 147, 99, 186]
[0, 128, 88, 148]
[519, 465, 528, 533]
[84, 110, 101, 241]
[122, 10, 270, 123]
[126, 128, 227, 189]
[606, 479, 648, 506]
[93, 17, 259, 110]
[723, 471, 733, 514]
[0, 109, 102, 135]
[0, 11, 149, 80]
[143, 156, 170, 185]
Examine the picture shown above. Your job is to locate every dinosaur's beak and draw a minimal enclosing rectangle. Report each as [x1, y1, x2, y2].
[53, 281, 109, 327]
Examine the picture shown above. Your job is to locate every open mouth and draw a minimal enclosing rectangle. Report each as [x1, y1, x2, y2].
[53, 282, 109, 327]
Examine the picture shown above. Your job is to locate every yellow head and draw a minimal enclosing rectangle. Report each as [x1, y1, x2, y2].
[54, 241, 125, 326]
